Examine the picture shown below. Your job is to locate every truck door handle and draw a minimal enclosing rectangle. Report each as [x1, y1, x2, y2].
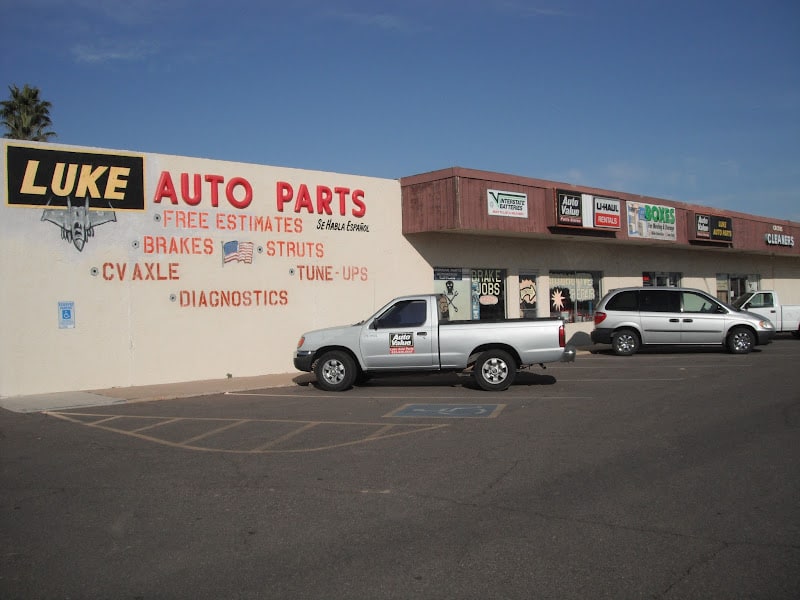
[417, 331, 428, 336]
[682, 318, 693, 323]
[769, 309, 776, 313]
[669, 318, 680, 322]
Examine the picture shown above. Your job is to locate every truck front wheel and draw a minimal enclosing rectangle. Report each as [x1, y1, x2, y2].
[314, 350, 357, 391]
[474, 350, 516, 391]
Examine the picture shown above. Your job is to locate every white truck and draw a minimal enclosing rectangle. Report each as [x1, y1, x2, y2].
[294, 294, 576, 391]
[732, 290, 800, 337]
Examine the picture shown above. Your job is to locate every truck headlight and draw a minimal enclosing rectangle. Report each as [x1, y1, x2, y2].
[760, 320, 774, 329]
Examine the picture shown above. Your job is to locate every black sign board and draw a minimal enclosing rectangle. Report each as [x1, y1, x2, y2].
[556, 189, 582, 226]
[695, 213, 733, 242]
[5, 145, 145, 210]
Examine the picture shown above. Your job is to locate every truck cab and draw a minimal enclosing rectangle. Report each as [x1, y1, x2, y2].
[733, 290, 800, 335]
[360, 296, 439, 370]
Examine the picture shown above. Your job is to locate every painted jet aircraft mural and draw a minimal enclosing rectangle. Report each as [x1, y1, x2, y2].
[40, 195, 117, 252]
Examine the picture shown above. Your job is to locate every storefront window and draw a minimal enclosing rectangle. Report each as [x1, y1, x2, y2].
[519, 272, 538, 318]
[549, 271, 601, 323]
[718, 273, 760, 304]
[434, 267, 506, 320]
[642, 272, 681, 287]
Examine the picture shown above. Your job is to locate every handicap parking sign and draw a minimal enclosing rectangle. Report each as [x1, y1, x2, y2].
[58, 301, 75, 329]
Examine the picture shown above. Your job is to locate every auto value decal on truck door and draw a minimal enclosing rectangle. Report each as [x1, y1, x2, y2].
[390, 333, 415, 354]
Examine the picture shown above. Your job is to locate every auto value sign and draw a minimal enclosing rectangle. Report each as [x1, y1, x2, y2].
[695, 213, 733, 242]
[488, 189, 528, 218]
[556, 190, 620, 230]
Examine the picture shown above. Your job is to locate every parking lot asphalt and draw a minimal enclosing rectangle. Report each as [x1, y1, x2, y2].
[2, 340, 799, 599]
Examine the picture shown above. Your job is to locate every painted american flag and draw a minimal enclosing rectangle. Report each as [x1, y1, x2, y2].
[222, 241, 254, 264]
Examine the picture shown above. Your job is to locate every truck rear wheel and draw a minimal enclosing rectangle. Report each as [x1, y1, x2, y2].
[473, 350, 516, 391]
[313, 350, 357, 391]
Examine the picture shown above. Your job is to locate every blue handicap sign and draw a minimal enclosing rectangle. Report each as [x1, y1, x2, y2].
[388, 403, 504, 418]
[58, 301, 75, 329]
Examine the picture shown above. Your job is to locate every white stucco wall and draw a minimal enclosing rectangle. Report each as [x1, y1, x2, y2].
[0, 141, 431, 397]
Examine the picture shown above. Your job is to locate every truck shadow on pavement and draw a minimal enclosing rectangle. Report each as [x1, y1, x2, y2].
[304, 371, 558, 391]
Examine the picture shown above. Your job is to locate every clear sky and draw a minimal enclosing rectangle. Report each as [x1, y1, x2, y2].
[3, 0, 799, 221]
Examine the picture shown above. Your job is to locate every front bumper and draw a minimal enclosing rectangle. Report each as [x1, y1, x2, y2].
[293, 351, 315, 372]
[757, 330, 775, 346]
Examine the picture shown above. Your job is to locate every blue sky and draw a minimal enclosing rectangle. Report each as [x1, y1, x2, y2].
[3, 0, 799, 221]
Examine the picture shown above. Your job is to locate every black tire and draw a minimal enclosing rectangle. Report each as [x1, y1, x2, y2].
[473, 350, 516, 391]
[727, 327, 755, 354]
[611, 328, 640, 356]
[313, 350, 357, 391]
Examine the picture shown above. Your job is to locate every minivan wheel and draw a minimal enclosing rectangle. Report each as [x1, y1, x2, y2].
[727, 327, 755, 354]
[611, 328, 640, 356]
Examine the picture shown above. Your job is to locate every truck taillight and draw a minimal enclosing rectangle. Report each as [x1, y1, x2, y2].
[559, 324, 566, 348]
[594, 311, 607, 326]
[296, 336, 305, 349]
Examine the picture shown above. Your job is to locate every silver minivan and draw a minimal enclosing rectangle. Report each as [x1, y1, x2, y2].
[591, 287, 775, 355]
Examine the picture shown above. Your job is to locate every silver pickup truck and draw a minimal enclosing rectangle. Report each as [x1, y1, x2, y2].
[294, 294, 575, 392]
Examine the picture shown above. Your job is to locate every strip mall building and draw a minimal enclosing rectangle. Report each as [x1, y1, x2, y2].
[2, 140, 798, 398]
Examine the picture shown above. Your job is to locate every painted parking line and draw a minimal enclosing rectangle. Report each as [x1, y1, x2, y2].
[44, 411, 448, 454]
[386, 404, 506, 418]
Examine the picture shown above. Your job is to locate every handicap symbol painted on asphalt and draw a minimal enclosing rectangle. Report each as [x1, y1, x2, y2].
[386, 403, 505, 418]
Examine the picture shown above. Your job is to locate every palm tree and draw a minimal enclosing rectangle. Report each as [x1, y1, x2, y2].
[1, 84, 56, 141]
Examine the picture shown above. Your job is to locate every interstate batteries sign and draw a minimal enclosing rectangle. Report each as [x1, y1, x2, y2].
[487, 189, 528, 218]
[555, 190, 621, 230]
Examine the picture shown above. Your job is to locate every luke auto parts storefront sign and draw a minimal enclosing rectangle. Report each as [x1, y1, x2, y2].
[695, 213, 733, 242]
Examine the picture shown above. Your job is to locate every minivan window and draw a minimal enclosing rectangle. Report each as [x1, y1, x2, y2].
[681, 291, 717, 313]
[606, 290, 639, 311]
[639, 289, 680, 312]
